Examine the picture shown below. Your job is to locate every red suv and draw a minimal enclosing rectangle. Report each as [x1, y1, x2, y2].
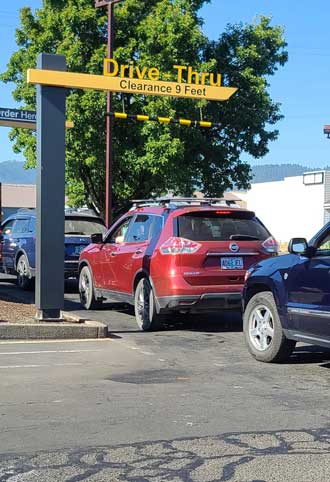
[78, 198, 278, 330]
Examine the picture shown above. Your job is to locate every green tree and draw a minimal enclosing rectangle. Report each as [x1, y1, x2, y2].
[1, 0, 287, 215]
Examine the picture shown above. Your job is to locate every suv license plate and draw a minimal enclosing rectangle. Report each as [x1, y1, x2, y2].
[221, 257, 243, 270]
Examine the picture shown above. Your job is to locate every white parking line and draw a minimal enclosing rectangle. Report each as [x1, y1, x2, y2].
[0, 363, 83, 369]
[0, 339, 112, 345]
[0, 350, 103, 355]
[0, 365, 42, 369]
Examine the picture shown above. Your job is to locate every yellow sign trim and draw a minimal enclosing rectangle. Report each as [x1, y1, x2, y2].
[27, 69, 237, 102]
[0, 119, 73, 129]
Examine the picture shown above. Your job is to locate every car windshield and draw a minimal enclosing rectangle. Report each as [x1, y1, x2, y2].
[65, 217, 107, 236]
[178, 211, 270, 241]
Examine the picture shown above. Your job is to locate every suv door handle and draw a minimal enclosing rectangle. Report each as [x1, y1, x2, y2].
[135, 249, 143, 254]
[111, 251, 117, 257]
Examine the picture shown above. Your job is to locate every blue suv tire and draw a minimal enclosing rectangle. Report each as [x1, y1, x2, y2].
[243, 291, 296, 363]
[16, 254, 34, 291]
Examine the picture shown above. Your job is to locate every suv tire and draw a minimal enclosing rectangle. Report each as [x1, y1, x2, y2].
[16, 254, 34, 291]
[79, 266, 102, 310]
[134, 278, 160, 331]
[243, 291, 296, 363]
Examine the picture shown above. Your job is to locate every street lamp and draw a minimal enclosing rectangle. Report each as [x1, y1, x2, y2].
[95, 0, 122, 226]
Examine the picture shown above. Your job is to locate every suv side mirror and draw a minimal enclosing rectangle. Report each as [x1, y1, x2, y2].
[288, 238, 308, 255]
[91, 233, 103, 244]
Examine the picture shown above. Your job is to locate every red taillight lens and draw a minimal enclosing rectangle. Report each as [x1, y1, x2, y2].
[262, 236, 279, 254]
[160, 237, 201, 255]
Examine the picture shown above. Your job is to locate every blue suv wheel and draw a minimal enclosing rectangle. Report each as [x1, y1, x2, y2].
[16, 253, 34, 290]
[243, 291, 296, 363]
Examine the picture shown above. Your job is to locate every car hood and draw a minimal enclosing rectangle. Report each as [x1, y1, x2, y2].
[248, 253, 299, 277]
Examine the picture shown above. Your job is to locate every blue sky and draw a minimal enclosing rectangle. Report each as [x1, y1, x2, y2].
[0, 0, 329, 168]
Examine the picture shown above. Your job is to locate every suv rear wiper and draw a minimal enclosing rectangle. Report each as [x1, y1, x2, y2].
[230, 234, 260, 241]
[65, 231, 86, 235]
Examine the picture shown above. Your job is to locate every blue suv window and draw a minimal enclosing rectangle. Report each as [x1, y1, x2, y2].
[29, 217, 36, 233]
[315, 232, 330, 256]
[2, 219, 15, 235]
[13, 219, 30, 234]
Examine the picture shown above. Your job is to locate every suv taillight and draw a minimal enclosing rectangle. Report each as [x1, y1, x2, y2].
[262, 236, 279, 254]
[160, 237, 201, 255]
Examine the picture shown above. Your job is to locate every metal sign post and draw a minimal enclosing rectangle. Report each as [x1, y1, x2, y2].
[35, 53, 66, 320]
[95, 0, 122, 227]
[27, 53, 237, 321]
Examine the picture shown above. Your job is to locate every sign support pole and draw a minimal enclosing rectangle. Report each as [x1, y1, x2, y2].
[95, 0, 122, 227]
[105, 1, 115, 227]
[35, 53, 66, 320]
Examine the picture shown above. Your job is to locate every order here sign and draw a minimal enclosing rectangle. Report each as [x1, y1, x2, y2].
[0, 107, 36, 128]
[0, 107, 74, 130]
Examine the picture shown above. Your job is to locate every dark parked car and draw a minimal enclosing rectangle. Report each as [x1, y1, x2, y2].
[78, 197, 278, 330]
[0, 208, 106, 289]
[243, 222, 330, 362]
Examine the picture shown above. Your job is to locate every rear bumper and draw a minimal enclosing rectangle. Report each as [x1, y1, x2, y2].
[156, 292, 242, 313]
[64, 261, 79, 278]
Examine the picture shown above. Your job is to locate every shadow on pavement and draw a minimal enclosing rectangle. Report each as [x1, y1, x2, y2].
[161, 311, 243, 333]
[288, 345, 330, 365]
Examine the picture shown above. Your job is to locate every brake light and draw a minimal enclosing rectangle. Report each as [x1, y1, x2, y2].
[262, 236, 279, 254]
[216, 210, 231, 215]
[160, 237, 201, 255]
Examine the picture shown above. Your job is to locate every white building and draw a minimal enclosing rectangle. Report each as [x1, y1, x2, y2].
[234, 170, 330, 244]
[0, 183, 36, 221]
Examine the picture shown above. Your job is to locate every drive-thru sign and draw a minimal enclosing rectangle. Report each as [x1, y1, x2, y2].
[27, 53, 237, 320]
[27, 61, 237, 102]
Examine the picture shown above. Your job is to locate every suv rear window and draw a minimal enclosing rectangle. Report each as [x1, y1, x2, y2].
[178, 211, 270, 241]
[65, 217, 106, 236]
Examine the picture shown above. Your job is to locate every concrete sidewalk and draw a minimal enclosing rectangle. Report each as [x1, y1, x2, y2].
[0, 275, 108, 339]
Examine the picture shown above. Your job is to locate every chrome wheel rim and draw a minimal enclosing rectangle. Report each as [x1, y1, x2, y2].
[135, 281, 152, 329]
[136, 284, 146, 328]
[248, 304, 274, 351]
[17, 257, 28, 286]
[80, 271, 90, 306]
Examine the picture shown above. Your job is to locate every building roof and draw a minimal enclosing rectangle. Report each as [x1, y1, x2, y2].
[0, 183, 36, 208]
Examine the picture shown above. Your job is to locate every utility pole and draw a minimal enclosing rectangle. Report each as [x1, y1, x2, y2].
[95, 0, 122, 227]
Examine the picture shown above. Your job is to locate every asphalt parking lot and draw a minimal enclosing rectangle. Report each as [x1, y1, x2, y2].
[1, 276, 330, 481]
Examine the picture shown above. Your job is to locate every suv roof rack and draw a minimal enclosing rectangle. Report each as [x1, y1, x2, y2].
[130, 197, 238, 209]
[16, 208, 101, 217]
[17, 208, 36, 214]
[64, 207, 100, 217]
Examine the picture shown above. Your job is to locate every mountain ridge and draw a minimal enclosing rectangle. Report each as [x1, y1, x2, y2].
[0, 160, 328, 186]
[0, 161, 36, 184]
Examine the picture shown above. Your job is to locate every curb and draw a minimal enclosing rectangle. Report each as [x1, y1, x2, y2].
[0, 320, 108, 340]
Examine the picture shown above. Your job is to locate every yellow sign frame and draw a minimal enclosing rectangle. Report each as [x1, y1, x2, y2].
[0, 119, 74, 130]
[27, 69, 237, 102]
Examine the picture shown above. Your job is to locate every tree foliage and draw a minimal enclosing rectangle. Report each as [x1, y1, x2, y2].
[1, 0, 287, 214]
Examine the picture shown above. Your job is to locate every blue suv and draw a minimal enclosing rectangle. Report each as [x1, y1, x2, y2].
[0, 208, 106, 289]
[243, 222, 330, 362]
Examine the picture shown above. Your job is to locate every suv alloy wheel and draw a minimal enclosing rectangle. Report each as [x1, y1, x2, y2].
[134, 278, 160, 331]
[243, 291, 296, 362]
[16, 254, 33, 291]
[79, 266, 102, 310]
